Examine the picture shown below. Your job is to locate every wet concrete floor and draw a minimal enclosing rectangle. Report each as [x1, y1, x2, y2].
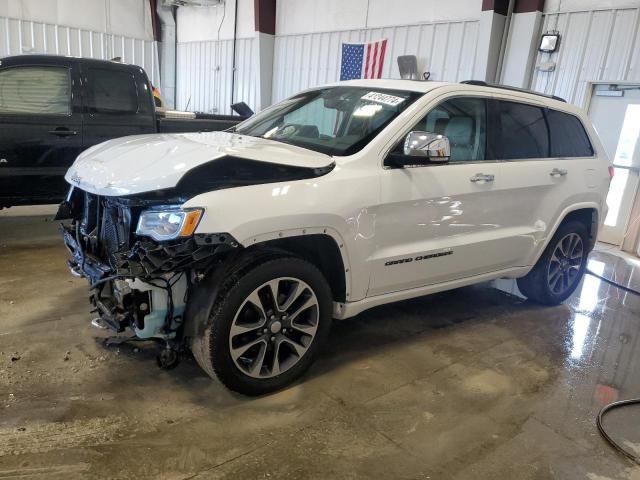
[1, 212, 640, 479]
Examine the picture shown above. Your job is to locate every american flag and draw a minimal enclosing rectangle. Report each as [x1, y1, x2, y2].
[340, 39, 388, 81]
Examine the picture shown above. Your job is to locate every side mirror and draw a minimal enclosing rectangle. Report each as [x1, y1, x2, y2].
[403, 131, 450, 163]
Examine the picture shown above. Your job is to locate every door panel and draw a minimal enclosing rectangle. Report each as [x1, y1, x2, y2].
[370, 162, 536, 296]
[488, 99, 598, 266]
[369, 96, 539, 297]
[498, 157, 595, 266]
[0, 62, 83, 205]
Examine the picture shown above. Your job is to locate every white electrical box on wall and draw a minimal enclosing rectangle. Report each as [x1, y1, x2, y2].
[535, 61, 556, 72]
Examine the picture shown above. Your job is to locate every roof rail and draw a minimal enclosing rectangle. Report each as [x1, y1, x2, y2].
[460, 80, 566, 103]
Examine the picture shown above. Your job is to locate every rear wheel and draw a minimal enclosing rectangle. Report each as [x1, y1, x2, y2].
[192, 256, 332, 395]
[517, 221, 589, 305]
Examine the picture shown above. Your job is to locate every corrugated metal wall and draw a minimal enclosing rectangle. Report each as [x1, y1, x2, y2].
[0, 15, 160, 85]
[272, 20, 479, 102]
[176, 37, 257, 114]
[531, 7, 640, 106]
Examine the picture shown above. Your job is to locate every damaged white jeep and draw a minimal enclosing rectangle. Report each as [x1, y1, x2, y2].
[59, 80, 610, 395]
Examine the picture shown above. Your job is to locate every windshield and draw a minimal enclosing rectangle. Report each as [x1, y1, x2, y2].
[234, 86, 422, 156]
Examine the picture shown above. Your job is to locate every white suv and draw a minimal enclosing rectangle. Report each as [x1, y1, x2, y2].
[59, 80, 611, 395]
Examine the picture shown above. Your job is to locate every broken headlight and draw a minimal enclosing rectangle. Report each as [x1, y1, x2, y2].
[136, 207, 203, 241]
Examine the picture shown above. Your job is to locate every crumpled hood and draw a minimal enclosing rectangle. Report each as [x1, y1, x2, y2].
[65, 131, 333, 196]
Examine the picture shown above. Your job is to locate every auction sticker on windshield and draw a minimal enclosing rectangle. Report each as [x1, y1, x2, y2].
[361, 91, 406, 107]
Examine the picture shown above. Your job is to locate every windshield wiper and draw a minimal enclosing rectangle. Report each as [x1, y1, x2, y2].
[261, 136, 293, 146]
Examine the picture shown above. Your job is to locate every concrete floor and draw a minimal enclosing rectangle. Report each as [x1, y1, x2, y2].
[1, 211, 640, 480]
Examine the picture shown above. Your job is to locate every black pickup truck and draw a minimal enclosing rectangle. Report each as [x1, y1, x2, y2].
[0, 55, 247, 207]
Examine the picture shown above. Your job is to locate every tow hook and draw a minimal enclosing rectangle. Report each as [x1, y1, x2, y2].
[156, 342, 181, 370]
[97, 335, 182, 370]
[68, 261, 82, 277]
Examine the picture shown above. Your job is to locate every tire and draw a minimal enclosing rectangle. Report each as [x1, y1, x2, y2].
[517, 220, 589, 305]
[191, 255, 332, 396]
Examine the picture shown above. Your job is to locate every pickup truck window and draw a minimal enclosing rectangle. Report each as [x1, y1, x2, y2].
[87, 67, 138, 114]
[235, 87, 421, 156]
[0, 66, 70, 115]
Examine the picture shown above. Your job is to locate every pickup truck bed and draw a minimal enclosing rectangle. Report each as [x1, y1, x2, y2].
[0, 55, 247, 207]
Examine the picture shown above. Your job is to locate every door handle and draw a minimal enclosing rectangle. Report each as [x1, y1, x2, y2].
[48, 128, 78, 137]
[549, 168, 568, 177]
[470, 173, 495, 183]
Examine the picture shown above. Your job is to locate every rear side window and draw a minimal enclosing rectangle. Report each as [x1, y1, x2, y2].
[546, 109, 594, 157]
[0, 66, 70, 115]
[491, 100, 548, 160]
[87, 68, 138, 114]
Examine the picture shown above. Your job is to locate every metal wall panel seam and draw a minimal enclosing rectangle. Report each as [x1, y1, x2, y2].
[569, 10, 594, 105]
[625, 8, 640, 80]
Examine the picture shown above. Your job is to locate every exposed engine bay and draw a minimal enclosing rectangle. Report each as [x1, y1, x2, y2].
[57, 187, 239, 366]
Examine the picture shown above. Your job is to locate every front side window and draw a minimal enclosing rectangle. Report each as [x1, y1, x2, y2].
[234, 87, 421, 156]
[411, 97, 487, 162]
[87, 68, 138, 114]
[0, 66, 70, 115]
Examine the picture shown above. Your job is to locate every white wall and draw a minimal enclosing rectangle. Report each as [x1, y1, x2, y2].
[544, 0, 640, 13]
[175, 0, 484, 113]
[271, 0, 481, 103]
[500, 11, 542, 88]
[176, 0, 257, 114]
[276, 0, 481, 35]
[529, 5, 640, 106]
[176, 0, 254, 42]
[272, 21, 480, 103]
[0, 0, 159, 84]
[0, 0, 153, 40]
[178, 0, 640, 115]
[176, 36, 257, 113]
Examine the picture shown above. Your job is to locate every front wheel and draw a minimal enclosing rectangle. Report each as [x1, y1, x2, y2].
[191, 256, 332, 395]
[517, 221, 589, 305]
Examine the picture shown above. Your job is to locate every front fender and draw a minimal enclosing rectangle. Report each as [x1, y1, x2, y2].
[181, 172, 380, 302]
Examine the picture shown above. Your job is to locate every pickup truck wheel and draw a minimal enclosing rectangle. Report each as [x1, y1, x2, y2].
[517, 221, 588, 305]
[192, 256, 332, 395]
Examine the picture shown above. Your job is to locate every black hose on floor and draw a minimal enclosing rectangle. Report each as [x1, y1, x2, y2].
[584, 268, 640, 465]
[586, 269, 640, 296]
[596, 398, 640, 465]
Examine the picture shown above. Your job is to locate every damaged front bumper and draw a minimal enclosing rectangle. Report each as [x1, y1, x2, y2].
[59, 192, 239, 340]
[62, 222, 237, 286]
